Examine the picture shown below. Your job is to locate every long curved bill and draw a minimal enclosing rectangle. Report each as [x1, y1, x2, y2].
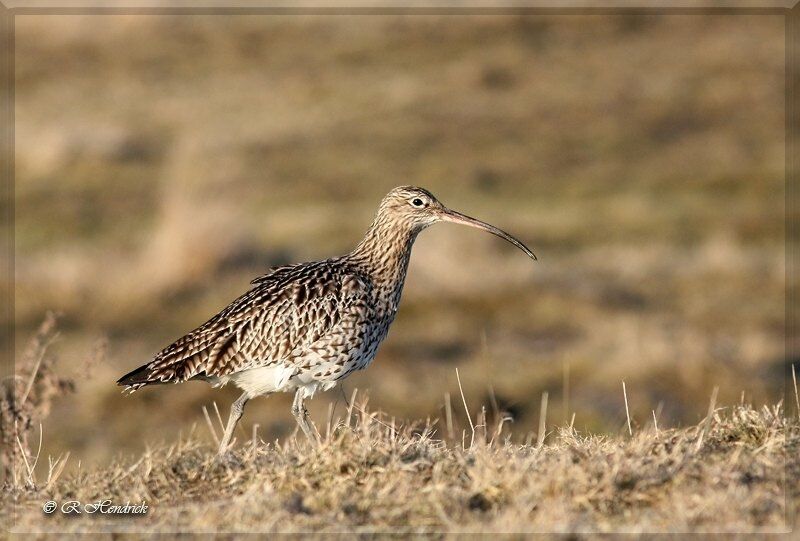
[441, 208, 537, 261]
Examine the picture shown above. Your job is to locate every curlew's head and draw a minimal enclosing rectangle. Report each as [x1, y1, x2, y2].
[373, 186, 536, 260]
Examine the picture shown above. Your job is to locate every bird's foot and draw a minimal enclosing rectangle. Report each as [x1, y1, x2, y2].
[213, 449, 244, 469]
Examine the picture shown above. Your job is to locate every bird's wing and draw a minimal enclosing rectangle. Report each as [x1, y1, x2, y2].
[249, 263, 300, 286]
[117, 261, 374, 390]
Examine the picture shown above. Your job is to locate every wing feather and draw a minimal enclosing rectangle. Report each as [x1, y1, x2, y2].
[117, 259, 373, 390]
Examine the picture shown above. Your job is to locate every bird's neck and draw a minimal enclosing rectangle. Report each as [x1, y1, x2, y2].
[349, 216, 418, 294]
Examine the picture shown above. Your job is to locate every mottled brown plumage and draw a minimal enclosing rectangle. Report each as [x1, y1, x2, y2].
[118, 186, 536, 454]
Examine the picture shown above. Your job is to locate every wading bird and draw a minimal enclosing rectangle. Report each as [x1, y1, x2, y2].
[118, 186, 536, 455]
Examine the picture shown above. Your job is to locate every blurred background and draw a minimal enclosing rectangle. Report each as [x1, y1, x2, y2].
[10, 13, 787, 465]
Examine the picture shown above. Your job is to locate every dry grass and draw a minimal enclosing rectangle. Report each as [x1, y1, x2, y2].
[1, 313, 73, 490]
[3, 393, 796, 535]
[2, 315, 105, 495]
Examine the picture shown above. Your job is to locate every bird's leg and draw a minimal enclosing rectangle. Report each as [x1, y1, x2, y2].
[291, 388, 319, 446]
[218, 392, 249, 456]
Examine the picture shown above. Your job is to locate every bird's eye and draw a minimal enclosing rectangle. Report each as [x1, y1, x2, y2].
[411, 198, 425, 207]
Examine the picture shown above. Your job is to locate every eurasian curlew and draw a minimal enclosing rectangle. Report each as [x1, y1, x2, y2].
[118, 186, 536, 455]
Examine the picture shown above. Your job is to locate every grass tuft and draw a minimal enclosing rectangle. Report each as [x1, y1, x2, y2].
[5, 392, 796, 533]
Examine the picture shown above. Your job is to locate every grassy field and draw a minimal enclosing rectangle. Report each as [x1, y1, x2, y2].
[4, 394, 798, 534]
[3, 11, 792, 534]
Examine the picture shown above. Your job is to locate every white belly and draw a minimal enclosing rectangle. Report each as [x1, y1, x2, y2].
[209, 364, 337, 399]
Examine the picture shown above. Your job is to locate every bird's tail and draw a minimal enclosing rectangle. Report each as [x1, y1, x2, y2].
[117, 332, 228, 393]
[116, 364, 164, 393]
